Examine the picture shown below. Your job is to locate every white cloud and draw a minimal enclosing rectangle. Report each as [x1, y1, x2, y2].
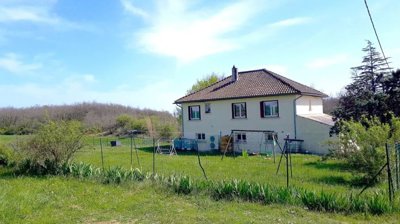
[120, 0, 149, 19]
[125, 0, 271, 62]
[0, 1, 90, 31]
[122, 1, 313, 62]
[269, 17, 311, 28]
[0, 53, 42, 74]
[306, 54, 349, 70]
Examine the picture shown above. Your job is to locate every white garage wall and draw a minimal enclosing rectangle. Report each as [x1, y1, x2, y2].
[296, 116, 334, 154]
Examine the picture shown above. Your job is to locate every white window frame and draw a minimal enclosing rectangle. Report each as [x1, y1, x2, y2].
[262, 100, 279, 118]
[235, 132, 247, 143]
[189, 105, 201, 120]
[196, 133, 206, 140]
[232, 102, 247, 119]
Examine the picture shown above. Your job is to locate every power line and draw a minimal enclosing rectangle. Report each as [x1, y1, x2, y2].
[363, 0, 391, 69]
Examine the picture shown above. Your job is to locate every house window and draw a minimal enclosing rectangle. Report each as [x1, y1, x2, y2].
[232, 102, 246, 119]
[205, 103, 211, 113]
[265, 132, 278, 142]
[196, 133, 206, 140]
[260, 100, 279, 118]
[189, 105, 201, 120]
[235, 133, 247, 143]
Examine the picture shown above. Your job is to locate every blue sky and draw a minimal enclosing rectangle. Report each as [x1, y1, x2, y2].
[0, 0, 399, 112]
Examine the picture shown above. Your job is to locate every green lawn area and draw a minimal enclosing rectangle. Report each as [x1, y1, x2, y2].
[74, 136, 385, 195]
[1, 135, 398, 223]
[0, 169, 399, 224]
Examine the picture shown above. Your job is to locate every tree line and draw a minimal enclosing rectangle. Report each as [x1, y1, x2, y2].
[0, 102, 179, 137]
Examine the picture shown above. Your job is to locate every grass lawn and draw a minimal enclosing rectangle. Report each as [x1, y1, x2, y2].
[1, 135, 398, 223]
[1, 169, 399, 224]
[74, 137, 385, 196]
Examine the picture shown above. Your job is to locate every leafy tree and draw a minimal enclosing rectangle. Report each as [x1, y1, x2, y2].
[186, 73, 224, 94]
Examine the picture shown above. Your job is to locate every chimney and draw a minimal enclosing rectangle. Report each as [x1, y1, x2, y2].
[232, 65, 238, 82]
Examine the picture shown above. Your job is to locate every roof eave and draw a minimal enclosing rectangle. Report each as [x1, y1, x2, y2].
[174, 92, 301, 104]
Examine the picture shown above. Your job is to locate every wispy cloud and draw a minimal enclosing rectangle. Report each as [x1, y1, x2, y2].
[0, 53, 42, 74]
[306, 54, 349, 70]
[123, 0, 270, 62]
[120, 0, 149, 19]
[0, 0, 90, 31]
[122, 1, 313, 62]
[269, 17, 311, 28]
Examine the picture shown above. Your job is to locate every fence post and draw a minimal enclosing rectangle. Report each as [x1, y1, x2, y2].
[285, 139, 289, 188]
[386, 143, 393, 203]
[396, 143, 399, 190]
[100, 137, 104, 171]
[130, 135, 133, 168]
[152, 137, 155, 176]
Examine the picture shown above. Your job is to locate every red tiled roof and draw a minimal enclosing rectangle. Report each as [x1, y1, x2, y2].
[174, 69, 328, 104]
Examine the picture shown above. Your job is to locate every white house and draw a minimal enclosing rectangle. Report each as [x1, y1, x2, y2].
[174, 66, 334, 154]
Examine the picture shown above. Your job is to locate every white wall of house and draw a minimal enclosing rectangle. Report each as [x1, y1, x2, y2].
[180, 94, 332, 154]
[296, 116, 332, 154]
[182, 95, 297, 152]
[296, 96, 323, 114]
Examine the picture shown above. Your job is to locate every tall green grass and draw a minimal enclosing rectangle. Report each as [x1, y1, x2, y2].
[58, 162, 397, 215]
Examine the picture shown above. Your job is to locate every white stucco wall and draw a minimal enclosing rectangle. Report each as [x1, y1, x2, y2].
[296, 96, 323, 114]
[181, 95, 297, 152]
[296, 115, 333, 154]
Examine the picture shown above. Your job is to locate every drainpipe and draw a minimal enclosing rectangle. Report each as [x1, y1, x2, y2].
[177, 104, 184, 137]
[293, 95, 303, 139]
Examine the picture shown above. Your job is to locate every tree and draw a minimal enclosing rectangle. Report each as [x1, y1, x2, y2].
[331, 40, 396, 134]
[351, 40, 391, 93]
[384, 69, 400, 116]
[186, 73, 224, 94]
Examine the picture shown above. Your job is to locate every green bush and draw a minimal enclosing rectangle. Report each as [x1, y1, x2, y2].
[328, 117, 400, 184]
[0, 144, 12, 166]
[15, 120, 84, 175]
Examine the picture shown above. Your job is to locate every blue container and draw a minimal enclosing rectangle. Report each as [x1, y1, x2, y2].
[173, 138, 183, 149]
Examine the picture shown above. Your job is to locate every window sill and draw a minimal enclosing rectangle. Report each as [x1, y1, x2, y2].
[232, 117, 247, 120]
[261, 116, 280, 119]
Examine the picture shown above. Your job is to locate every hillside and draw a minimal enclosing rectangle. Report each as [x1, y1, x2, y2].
[0, 102, 179, 136]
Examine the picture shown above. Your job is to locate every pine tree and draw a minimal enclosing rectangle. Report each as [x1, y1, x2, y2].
[350, 40, 391, 93]
[331, 40, 394, 135]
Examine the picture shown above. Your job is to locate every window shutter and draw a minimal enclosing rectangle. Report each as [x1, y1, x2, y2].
[231, 104, 234, 119]
[198, 106, 201, 120]
[188, 106, 192, 120]
[260, 101, 264, 118]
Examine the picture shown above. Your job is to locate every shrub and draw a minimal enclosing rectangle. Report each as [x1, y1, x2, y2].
[328, 117, 400, 184]
[0, 144, 13, 166]
[15, 120, 84, 175]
